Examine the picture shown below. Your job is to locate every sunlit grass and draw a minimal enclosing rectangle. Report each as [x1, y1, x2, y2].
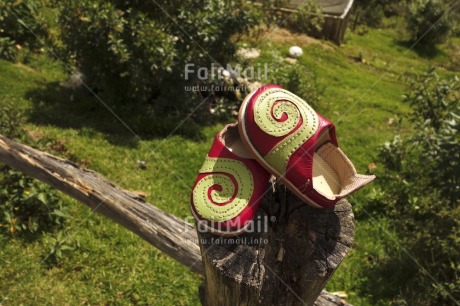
[0, 22, 459, 305]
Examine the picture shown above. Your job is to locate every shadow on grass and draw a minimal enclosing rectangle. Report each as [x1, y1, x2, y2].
[355, 246, 441, 305]
[396, 39, 444, 59]
[25, 81, 207, 147]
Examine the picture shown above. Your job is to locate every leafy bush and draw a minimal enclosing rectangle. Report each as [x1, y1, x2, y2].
[0, 0, 49, 60]
[44, 230, 80, 266]
[58, 0, 261, 117]
[351, 0, 386, 29]
[350, 0, 410, 33]
[0, 103, 68, 236]
[0, 168, 68, 236]
[0, 103, 25, 140]
[351, 0, 406, 29]
[286, 0, 324, 35]
[269, 63, 322, 108]
[372, 69, 459, 304]
[452, 5, 460, 36]
[407, 0, 454, 46]
[0, 37, 17, 60]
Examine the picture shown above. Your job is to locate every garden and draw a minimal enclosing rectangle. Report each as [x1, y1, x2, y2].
[0, 0, 459, 305]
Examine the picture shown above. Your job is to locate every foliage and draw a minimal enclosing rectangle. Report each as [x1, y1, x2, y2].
[257, 0, 285, 27]
[452, 5, 460, 36]
[286, 0, 324, 35]
[0, 37, 17, 61]
[44, 230, 80, 265]
[352, 0, 385, 28]
[0, 102, 25, 140]
[372, 69, 460, 304]
[0, 167, 68, 236]
[0, 0, 49, 60]
[0, 104, 68, 236]
[269, 63, 322, 108]
[407, 0, 454, 46]
[351, 0, 407, 30]
[1, 21, 460, 304]
[58, 0, 261, 117]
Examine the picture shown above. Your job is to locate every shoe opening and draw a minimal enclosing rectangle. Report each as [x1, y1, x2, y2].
[220, 123, 254, 159]
[313, 130, 374, 200]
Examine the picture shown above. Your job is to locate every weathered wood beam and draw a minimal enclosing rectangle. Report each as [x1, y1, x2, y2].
[0, 134, 351, 305]
[0, 134, 203, 274]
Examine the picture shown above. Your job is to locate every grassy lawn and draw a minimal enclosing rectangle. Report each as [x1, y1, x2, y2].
[0, 24, 458, 305]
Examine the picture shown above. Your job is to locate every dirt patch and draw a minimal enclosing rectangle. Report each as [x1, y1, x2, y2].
[25, 129, 44, 142]
[448, 44, 460, 71]
[14, 63, 37, 73]
[267, 27, 334, 51]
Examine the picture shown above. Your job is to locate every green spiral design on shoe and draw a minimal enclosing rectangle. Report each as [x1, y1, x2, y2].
[253, 88, 319, 173]
[193, 157, 254, 222]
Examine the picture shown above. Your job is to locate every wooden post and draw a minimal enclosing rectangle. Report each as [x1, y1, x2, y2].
[0, 134, 352, 305]
[198, 181, 355, 306]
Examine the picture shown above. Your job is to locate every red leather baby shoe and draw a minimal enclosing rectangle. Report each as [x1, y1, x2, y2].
[190, 123, 271, 236]
[238, 84, 375, 208]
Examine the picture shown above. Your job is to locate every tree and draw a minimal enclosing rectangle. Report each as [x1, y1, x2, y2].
[407, 0, 454, 45]
[58, 0, 261, 116]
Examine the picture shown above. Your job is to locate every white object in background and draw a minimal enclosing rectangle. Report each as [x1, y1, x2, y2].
[221, 69, 231, 79]
[236, 48, 261, 60]
[289, 46, 303, 58]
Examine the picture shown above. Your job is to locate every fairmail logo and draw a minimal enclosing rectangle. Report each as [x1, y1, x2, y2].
[184, 63, 270, 81]
[183, 215, 272, 241]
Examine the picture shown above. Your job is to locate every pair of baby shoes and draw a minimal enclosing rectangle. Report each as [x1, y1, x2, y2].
[190, 84, 375, 236]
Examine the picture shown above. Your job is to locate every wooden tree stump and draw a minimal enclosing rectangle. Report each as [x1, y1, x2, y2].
[198, 180, 355, 306]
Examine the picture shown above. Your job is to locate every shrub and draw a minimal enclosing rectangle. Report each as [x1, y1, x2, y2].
[286, 1, 324, 35]
[0, 37, 17, 60]
[0, 0, 49, 60]
[372, 69, 460, 304]
[269, 63, 323, 108]
[58, 0, 261, 118]
[0, 168, 68, 236]
[44, 230, 80, 266]
[351, 0, 386, 29]
[407, 0, 454, 45]
[452, 5, 460, 36]
[0, 103, 68, 236]
[351, 0, 407, 29]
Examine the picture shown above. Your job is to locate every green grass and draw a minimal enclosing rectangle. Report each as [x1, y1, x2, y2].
[248, 27, 458, 305]
[1, 24, 459, 305]
[0, 55, 207, 305]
